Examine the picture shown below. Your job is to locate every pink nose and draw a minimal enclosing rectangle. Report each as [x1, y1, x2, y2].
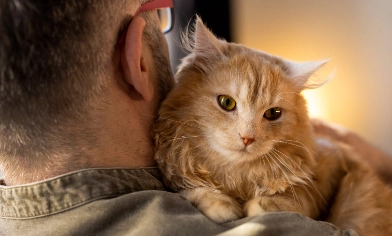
[242, 137, 255, 146]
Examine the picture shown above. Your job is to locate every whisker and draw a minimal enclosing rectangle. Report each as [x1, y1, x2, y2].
[158, 117, 204, 130]
[269, 149, 299, 177]
[187, 147, 213, 175]
[272, 140, 312, 156]
[166, 135, 203, 142]
[259, 154, 267, 169]
[271, 148, 327, 205]
[267, 153, 305, 215]
[270, 149, 317, 208]
[167, 139, 210, 164]
[194, 143, 214, 158]
[265, 154, 278, 180]
[189, 140, 211, 152]
[200, 148, 214, 163]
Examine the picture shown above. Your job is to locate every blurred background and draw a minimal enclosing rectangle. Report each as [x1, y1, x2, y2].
[166, 0, 392, 156]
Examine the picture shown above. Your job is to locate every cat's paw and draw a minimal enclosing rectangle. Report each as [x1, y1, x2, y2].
[199, 195, 243, 223]
[244, 197, 266, 217]
[244, 196, 296, 217]
[181, 188, 243, 223]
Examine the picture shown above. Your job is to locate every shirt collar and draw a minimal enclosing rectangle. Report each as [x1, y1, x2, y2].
[0, 168, 165, 219]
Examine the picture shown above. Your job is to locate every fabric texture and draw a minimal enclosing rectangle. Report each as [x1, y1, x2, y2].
[0, 168, 357, 236]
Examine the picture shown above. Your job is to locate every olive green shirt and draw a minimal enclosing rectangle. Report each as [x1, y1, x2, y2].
[0, 168, 357, 236]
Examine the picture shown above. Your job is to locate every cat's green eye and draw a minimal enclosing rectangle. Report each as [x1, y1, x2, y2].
[264, 107, 282, 120]
[218, 95, 236, 111]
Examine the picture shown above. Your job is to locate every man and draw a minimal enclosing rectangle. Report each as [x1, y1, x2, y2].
[0, 0, 370, 235]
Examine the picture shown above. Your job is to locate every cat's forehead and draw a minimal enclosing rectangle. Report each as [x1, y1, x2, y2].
[221, 47, 288, 99]
[231, 69, 283, 108]
[228, 45, 287, 72]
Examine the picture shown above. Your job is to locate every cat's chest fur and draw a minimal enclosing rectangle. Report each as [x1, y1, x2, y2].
[188, 140, 317, 201]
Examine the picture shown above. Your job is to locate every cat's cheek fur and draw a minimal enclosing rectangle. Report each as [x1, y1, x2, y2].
[180, 188, 243, 223]
[208, 128, 242, 159]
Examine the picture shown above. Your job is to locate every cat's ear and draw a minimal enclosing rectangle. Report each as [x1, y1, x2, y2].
[285, 59, 331, 90]
[190, 16, 224, 58]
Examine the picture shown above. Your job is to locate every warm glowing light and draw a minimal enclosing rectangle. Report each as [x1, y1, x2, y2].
[302, 90, 326, 119]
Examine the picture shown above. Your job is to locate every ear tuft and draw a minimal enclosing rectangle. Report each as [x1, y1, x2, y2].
[193, 16, 223, 55]
[285, 59, 332, 90]
[181, 15, 224, 58]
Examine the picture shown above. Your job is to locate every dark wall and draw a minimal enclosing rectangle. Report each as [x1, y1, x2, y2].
[194, 1, 231, 42]
[165, 0, 232, 73]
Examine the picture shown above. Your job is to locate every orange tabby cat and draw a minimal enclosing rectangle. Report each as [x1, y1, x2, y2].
[154, 17, 392, 235]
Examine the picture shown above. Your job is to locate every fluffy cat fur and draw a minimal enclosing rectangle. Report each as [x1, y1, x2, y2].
[154, 17, 392, 235]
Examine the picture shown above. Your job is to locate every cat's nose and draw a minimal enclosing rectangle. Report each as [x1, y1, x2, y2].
[242, 137, 255, 146]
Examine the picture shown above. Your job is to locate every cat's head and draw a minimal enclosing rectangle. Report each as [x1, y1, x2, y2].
[156, 17, 329, 169]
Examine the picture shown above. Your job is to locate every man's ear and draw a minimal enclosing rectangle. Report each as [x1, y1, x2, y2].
[120, 16, 153, 102]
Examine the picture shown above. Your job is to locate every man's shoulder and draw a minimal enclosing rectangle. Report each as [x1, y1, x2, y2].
[0, 168, 355, 236]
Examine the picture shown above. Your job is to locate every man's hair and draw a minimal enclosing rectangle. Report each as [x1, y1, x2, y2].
[0, 1, 140, 166]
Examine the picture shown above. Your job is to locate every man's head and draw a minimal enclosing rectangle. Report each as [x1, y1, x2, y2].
[0, 0, 174, 184]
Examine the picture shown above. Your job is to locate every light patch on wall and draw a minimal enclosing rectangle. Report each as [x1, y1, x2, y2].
[302, 90, 327, 119]
[231, 0, 392, 155]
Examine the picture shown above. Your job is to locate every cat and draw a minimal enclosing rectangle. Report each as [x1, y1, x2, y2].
[154, 17, 392, 235]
